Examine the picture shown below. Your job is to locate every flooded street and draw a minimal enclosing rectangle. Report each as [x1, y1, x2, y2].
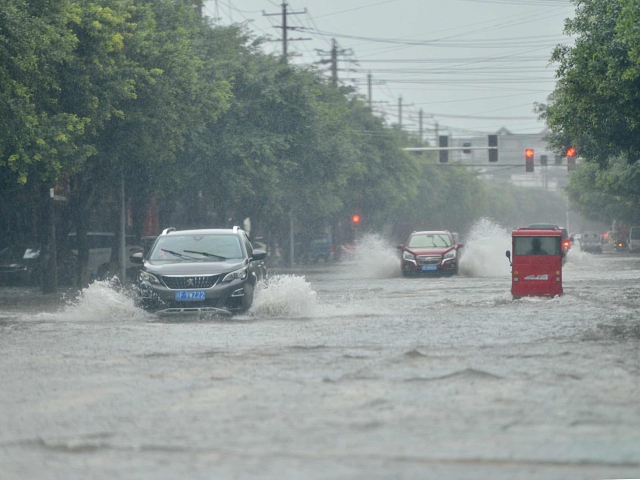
[1, 229, 640, 480]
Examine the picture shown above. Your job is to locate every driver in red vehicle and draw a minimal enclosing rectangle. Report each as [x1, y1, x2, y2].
[527, 237, 549, 255]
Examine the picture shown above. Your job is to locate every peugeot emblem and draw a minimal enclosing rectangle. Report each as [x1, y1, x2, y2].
[186, 278, 194, 287]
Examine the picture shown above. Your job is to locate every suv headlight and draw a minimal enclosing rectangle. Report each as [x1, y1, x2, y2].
[139, 270, 160, 284]
[443, 250, 456, 261]
[402, 251, 415, 261]
[222, 266, 248, 283]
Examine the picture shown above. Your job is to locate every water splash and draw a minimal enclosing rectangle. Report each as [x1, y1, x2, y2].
[251, 275, 318, 317]
[459, 218, 511, 277]
[564, 246, 596, 266]
[37, 279, 151, 322]
[340, 233, 401, 279]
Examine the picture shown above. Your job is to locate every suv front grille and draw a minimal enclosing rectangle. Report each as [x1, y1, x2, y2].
[162, 275, 220, 289]
[416, 255, 441, 265]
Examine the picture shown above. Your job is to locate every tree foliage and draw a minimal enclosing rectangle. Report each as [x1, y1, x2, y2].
[537, 0, 640, 224]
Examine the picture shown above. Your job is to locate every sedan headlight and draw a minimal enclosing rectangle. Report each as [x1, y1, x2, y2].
[443, 250, 456, 261]
[402, 251, 415, 261]
[222, 266, 248, 283]
[139, 270, 160, 284]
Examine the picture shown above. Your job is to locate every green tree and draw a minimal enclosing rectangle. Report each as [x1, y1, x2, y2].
[0, 0, 91, 186]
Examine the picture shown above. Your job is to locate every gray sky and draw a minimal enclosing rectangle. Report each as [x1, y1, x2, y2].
[203, 0, 575, 138]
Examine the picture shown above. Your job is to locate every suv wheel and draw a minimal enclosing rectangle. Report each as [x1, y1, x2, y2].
[240, 283, 255, 312]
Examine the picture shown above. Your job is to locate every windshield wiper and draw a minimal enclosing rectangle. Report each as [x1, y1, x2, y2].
[183, 250, 227, 260]
[161, 249, 197, 260]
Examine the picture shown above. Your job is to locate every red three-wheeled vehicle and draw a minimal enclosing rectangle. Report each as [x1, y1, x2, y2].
[506, 228, 564, 299]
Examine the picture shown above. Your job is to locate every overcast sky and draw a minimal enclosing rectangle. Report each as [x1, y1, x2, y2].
[203, 0, 575, 139]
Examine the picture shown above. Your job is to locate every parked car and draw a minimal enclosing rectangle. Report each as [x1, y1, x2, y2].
[132, 227, 267, 315]
[67, 232, 144, 280]
[397, 230, 463, 277]
[580, 232, 602, 253]
[0, 244, 77, 286]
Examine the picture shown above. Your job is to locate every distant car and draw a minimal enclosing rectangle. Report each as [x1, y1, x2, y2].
[397, 230, 463, 277]
[132, 227, 267, 315]
[628, 226, 640, 253]
[311, 234, 334, 262]
[580, 232, 602, 253]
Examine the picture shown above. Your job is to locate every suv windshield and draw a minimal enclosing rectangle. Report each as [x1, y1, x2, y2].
[149, 234, 243, 262]
[408, 234, 452, 248]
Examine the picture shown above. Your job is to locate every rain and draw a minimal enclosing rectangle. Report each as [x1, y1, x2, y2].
[1, 1, 640, 479]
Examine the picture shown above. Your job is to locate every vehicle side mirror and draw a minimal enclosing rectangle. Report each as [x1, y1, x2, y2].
[456, 243, 464, 249]
[396, 244, 404, 251]
[252, 249, 267, 261]
[130, 252, 144, 265]
[505, 250, 511, 261]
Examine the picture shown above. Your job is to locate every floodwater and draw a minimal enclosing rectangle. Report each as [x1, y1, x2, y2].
[1, 221, 639, 480]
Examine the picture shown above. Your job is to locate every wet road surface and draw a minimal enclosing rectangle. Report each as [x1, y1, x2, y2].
[1, 234, 639, 480]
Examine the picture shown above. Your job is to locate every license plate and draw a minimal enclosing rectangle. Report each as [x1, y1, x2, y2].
[174, 290, 205, 301]
[421, 265, 438, 271]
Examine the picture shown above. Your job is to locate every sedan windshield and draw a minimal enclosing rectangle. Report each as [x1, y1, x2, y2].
[149, 235, 243, 262]
[408, 234, 452, 248]
[0, 246, 40, 263]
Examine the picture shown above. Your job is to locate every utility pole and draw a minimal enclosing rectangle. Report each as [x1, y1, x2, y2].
[119, 171, 127, 285]
[331, 39, 337, 84]
[316, 38, 352, 86]
[263, 3, 310, 266]
[434, 121, 439, 146]
[419, 109, 424, 143]
[367, 72, 372, 108]
[263, 3, 310, 63]
[397, 96, 414, 129]
[42, 188, 58, 294]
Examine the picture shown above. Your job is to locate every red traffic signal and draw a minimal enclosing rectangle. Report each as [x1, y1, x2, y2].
[351, 214, 361, 225]
[566, 147, 576, 158]
[525, 149, 534, 172]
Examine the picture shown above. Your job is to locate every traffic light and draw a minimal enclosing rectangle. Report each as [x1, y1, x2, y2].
[439, 135, 448, 163]
[540, 154, 548, 166]
[351, 214, 361, 225]
[488, 134, 498, 162]
[566, 147, 576, 171]
[554, 154, 563, 165]
[525, 148, 534, 172]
